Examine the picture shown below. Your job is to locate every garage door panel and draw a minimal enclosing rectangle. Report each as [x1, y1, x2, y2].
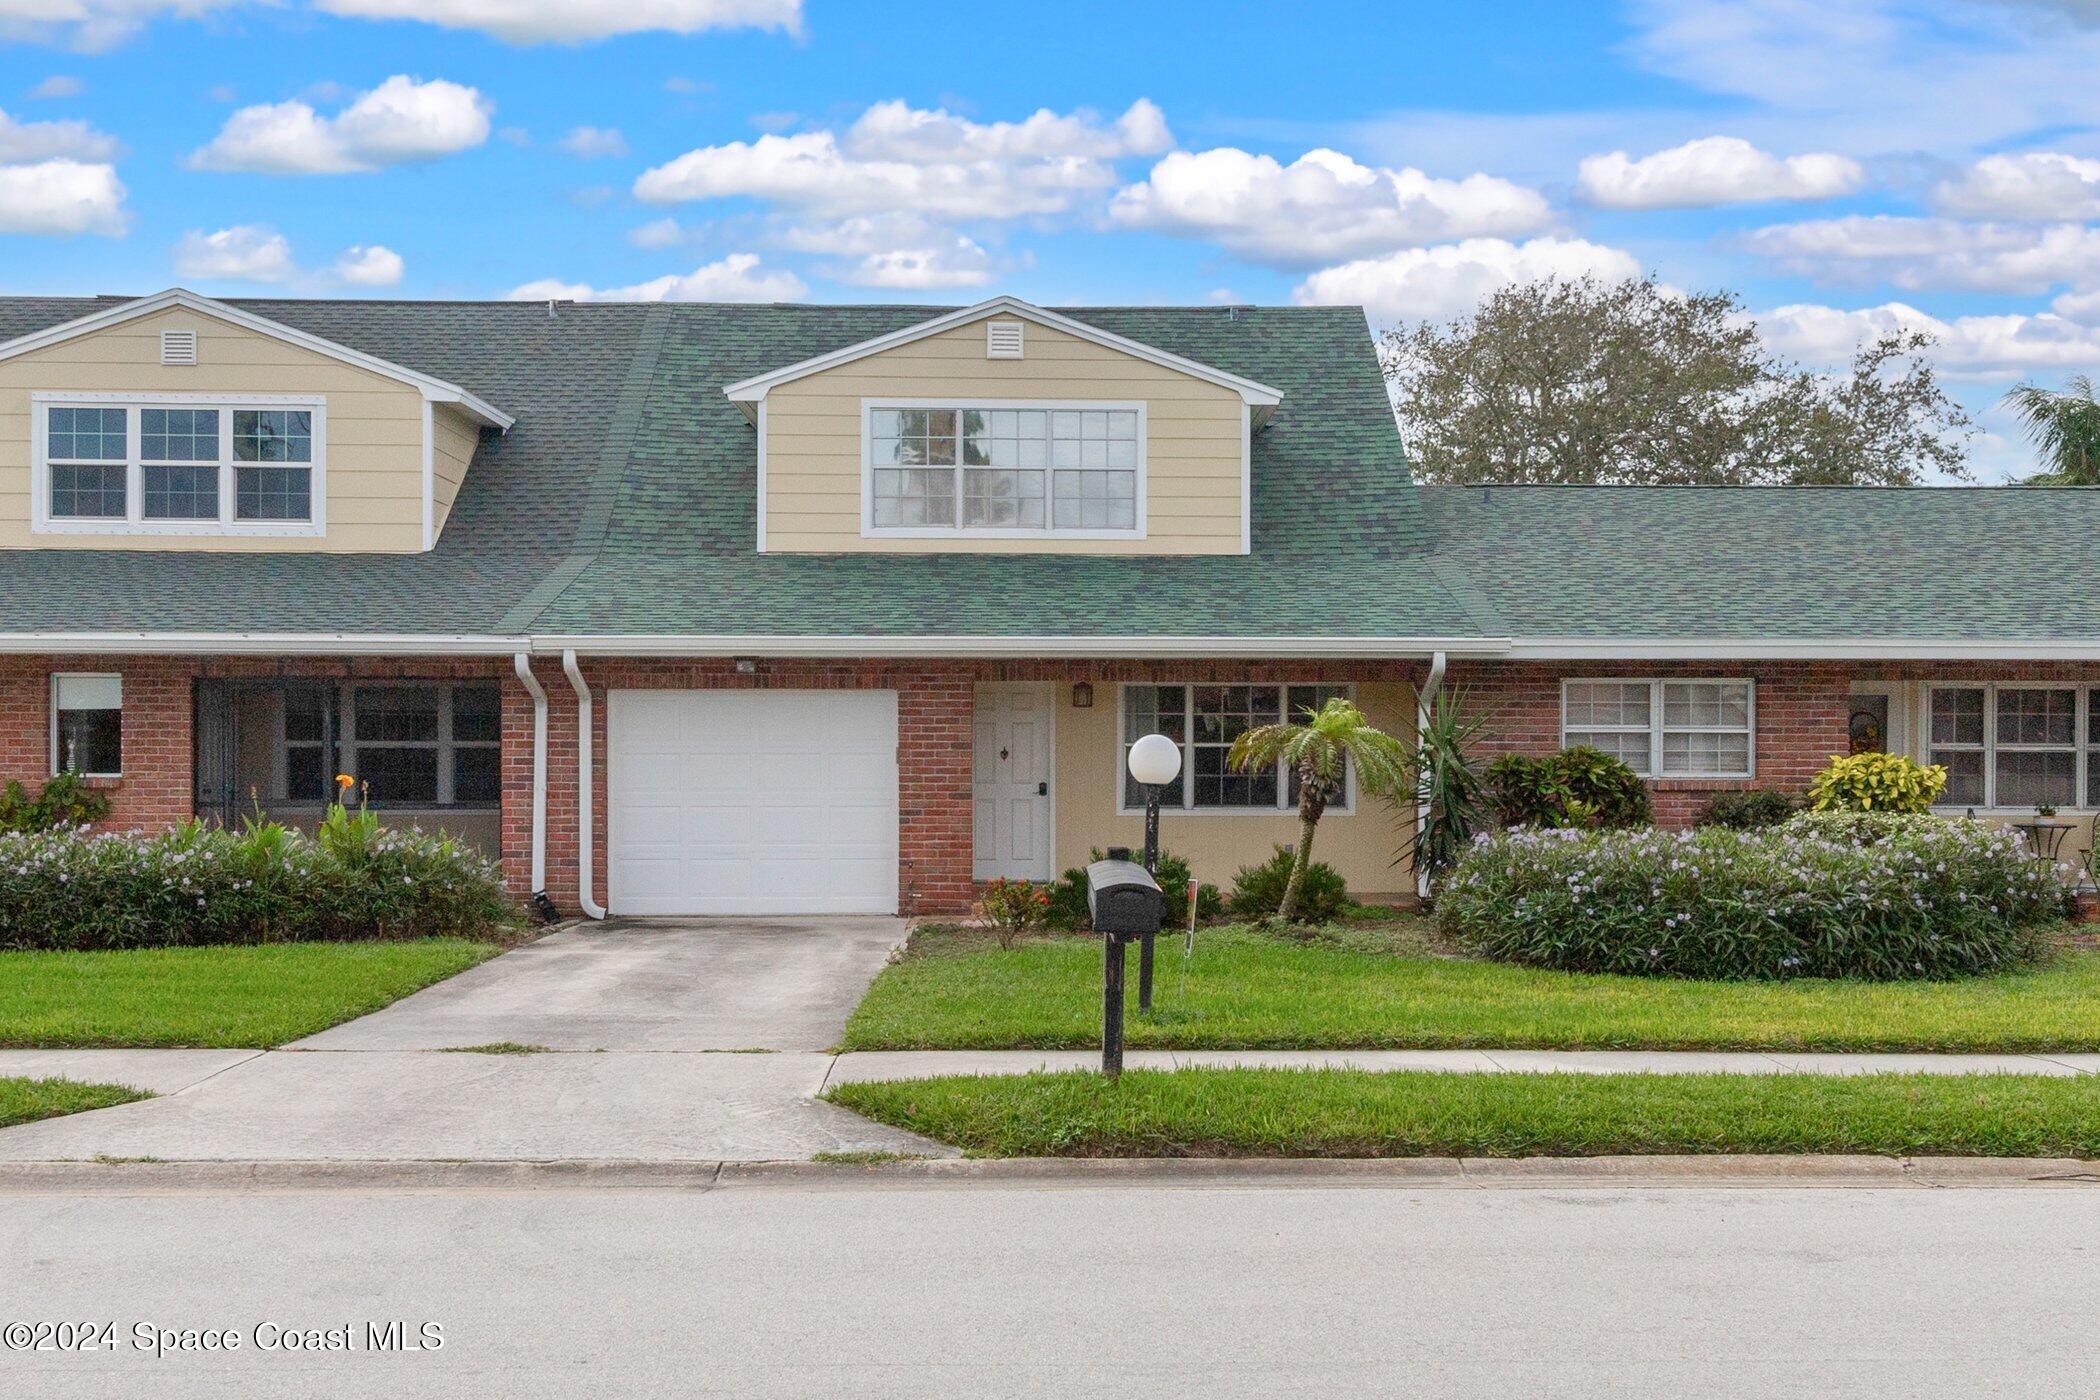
[608, 689, 899, 916]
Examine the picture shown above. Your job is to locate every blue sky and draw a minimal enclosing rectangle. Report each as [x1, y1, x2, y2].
[6, 0, 2100, 478]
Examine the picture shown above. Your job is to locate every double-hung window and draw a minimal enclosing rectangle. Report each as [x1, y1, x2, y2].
[1562, 679, 1755, 779]
[1928, 683, 2090, 810]
[1119, 683, 1351, 812]
[866, 402, 1143, 537]
[35, 396, 322, 535]
[51, 673, 121, 778]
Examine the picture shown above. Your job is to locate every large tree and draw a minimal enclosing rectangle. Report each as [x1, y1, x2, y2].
[1381, 275, 1972, 485]
[2000, 375, 2100, 484]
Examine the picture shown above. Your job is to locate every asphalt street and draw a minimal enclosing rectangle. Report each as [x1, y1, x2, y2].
[3, 1174, 2094, 1399]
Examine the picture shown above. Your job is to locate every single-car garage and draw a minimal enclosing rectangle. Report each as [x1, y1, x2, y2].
[606, 689, 899, 916]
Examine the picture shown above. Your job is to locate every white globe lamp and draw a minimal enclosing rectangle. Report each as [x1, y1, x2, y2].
[1126, 733, 1182, 873]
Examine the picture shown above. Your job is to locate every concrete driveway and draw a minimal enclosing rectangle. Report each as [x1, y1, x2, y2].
[0, 917, 949, 1163]
[295, 917, 908, 1051]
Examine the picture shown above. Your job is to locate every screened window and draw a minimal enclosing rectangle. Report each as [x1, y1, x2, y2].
[1562, 679, 1754, 779]
[1120, 683, 1352, 812]
[343, 683, 502, 806]
[1930, 684, 2087, 810]
[869, 403, 1140, 534]
[37, 400, 320, 533]
[52, 673, 121, 778]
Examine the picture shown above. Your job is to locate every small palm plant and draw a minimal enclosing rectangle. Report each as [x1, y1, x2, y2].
[1228, 696, 1410, 922]
[2001, 375, 2100, 484]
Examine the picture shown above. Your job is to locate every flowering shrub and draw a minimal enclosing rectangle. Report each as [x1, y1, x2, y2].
[979, 878, 1052, 949]
[0, 818, 518, 951]
[1438, 814, 2066, 981]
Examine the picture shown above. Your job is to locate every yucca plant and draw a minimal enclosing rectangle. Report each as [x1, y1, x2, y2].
[1393, 685, 1493, 897]
[1228, 696, 1411, 922]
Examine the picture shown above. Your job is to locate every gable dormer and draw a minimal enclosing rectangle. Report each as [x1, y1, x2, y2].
[0, 289, 510, 554]
[725, 297, 1281, 556]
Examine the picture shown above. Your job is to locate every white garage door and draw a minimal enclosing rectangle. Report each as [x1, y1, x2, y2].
[607, 690, 899, 916]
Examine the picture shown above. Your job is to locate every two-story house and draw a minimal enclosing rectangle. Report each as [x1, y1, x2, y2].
[3, 288, 2099, 918]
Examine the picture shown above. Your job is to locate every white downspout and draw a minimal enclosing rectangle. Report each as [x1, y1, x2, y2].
[561, 648, 606, 920]
[511, 652, 548, 904]
[1415, 650, 1448, 902]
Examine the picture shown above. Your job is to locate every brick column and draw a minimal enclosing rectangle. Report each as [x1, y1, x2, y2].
[898, 667, 975, 915]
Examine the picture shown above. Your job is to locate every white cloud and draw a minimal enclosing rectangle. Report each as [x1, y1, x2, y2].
[1576, 135, 1862, 209]
[333, 243, 404, 286]
[1934, 151, 2100, 219]
[1292, 236, 1642, 323]
[189, 75, 492, 175]
[0, 158, 125, 235]
[0, 0, 241, 51]
[1109, 147, 1551, 265]
[173, 224, 298, 282]
[314, 0, 803, 43]
[558, 125, 628, 159]
[833, 236, 996, 289]
[1742, 215, 2100, 293]
[507, 252, 805, 302]
[627, 217, 688, 248]
[634, 99, 1167, 219]
[27, 75, 83, 99]
[1759, 298, 2100, 377]
[0, 106, 118, 161]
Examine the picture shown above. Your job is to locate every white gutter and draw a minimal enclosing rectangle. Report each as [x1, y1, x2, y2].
[1414, 650, 1446, 902]
[531, 634, 1508, 660]
[1508, 637, 2100, 661]
[0, 633, 528, 656]
[561, 648, 606, 921]
[512, 652, 548, 902]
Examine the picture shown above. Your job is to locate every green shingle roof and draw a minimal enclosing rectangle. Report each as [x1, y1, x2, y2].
[1, 294, 2096, 647]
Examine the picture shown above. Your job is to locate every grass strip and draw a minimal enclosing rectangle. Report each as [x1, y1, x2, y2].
[828, 1067, 2100, 1159]
[841, 925, 2100, 1053]
[0, 939, 501, 1048]
[0, 1076, 149, 1129]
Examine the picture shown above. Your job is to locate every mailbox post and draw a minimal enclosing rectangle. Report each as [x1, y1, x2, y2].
[1125, 734, 1183, 1012]
[1085, 858, 1164, 1078]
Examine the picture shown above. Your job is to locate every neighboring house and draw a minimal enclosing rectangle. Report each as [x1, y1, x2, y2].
[1, 288, 2096, 918]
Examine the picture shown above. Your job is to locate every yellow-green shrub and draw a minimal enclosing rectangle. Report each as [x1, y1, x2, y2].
[1807, 752, 1946, 814]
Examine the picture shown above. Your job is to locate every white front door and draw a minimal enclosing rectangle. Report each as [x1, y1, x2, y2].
[973, 682, 1056, 881]
[606, 689, 899, 916]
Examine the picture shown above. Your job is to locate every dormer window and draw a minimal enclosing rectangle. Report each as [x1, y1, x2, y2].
[33, 395, 323, 537]
[864, 400, 1144, 538]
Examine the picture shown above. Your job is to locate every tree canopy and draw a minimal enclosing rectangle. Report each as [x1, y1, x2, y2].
[2000, 375, 2100, 485]
[1380, 275, 1973, 486]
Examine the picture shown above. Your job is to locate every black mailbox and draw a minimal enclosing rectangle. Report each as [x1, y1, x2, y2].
[1086, 858, 1163, 936]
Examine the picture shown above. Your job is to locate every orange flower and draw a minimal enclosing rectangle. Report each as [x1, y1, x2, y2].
[335, 773, 355, 790]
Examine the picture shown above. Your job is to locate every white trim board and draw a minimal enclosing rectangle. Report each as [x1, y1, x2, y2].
[0, 288, 513, 431]
[722, 296, 1284, 420]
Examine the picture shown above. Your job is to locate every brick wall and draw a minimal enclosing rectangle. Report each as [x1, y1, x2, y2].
[1447, 659, 1854, 826]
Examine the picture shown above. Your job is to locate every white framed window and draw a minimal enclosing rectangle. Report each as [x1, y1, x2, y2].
[32, 392, 325, 537]
[1927, 682, 2090, 811]
[862, 399, 1145, 539]
[51, 673, 122, 778]
[1561, 678, 1755, 780]
[1117, 683, 1353, 814]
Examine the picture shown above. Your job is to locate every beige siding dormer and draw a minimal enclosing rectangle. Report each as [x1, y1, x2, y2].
[759, 315, 1252, 555]
[0, 295, 502, 554]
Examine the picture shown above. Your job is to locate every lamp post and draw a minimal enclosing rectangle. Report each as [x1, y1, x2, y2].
[1125, 733, 1181, 1011]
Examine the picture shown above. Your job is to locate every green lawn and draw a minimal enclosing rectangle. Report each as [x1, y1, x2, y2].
[829, 1068, 2100, 1159]
[0, 940, 501, 1048]
[840, 923, 2100, 1053]
[0, 1076, 149, 1128]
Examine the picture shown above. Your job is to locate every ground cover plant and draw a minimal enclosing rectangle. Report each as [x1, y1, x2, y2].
[840, 921, 2100, 1052]
[829, 1067, 2100, 1159]
[0, 939, 500, 1047]
[1440, 812, 2065, 981]
[0, 811, 518, 952]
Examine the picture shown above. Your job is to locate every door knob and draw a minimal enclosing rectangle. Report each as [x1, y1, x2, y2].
[1038, 781, 1048, 796]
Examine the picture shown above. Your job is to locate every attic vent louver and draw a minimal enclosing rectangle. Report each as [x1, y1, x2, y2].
[160, 329, 197, 366]
[986, 320, 1024, 359]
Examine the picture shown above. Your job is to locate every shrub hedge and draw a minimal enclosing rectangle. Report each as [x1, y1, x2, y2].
[1698, 788, 1796, 830]
[1229, 845, 1350, 924]
[1486, 746, 1652, 830]
[0, 820, 519, 952]
[1439, 813, 2066, 981]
